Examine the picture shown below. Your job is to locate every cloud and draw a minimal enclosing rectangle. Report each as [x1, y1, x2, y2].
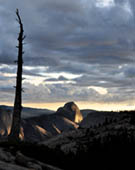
[45, 76, 68, 82]
[0, 86, 14, 93]
[0, 0, 135, 106]
[123, 65, 135, 78]
[0, 0, 134, 67]
[21, 82, 100, 103]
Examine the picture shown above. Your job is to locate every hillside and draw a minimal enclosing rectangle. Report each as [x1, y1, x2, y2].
[80, 110, 119, 128]
[0, 102, 83, 141]
[38, 110, 135, 169]
[0, 110, 135, 169]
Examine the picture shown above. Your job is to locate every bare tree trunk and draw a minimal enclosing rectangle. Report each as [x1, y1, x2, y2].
[8, 9, 25, 141]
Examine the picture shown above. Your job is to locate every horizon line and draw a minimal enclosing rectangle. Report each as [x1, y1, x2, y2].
[0, 101, 135, 112]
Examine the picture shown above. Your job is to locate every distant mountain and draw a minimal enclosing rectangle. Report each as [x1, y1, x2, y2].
[0, 105, 54, 118]
[21, 102, 83, 141]
[0, 102, 83, 142]
[56, 102, 83, 123]
[0, 103, 123, 142]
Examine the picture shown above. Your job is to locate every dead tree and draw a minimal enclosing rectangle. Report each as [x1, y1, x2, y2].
[8, 9, 25, 141]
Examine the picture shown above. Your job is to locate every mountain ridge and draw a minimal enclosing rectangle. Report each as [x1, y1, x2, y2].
[0, 102, 83, 141]
[0, 104, 135, 169]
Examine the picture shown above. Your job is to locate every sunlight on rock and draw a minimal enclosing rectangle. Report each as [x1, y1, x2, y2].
[63, 117, 79, 129]
[19, 127, 24, 140]
[0, 129, 5, 136]
[0, 126, 11, 136]
[35, 125, 48, 135]
[52, 124, 61, 134]
[7, 126, 11, 135]
[71, 104, 83, 123]
[74, 112, 83, 123]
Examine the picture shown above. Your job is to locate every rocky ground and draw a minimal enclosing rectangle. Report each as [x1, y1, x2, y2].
[0, 145, 62, 170]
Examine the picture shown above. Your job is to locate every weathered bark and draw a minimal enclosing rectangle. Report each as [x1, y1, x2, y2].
[8, 9, 25, 141]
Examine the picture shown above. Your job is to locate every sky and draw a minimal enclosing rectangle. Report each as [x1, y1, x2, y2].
[0, 0, 135, 111]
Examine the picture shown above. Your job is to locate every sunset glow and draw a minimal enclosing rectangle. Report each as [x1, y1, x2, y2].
[1, 101, 135, 112]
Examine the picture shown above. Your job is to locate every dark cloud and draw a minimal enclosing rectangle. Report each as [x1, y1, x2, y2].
[0, 86, 14, 93]
[1, 0, 134, 67]
[45, 75, 68, 82]
[58, 76, 68, 81]
[123, 66, 135, 78]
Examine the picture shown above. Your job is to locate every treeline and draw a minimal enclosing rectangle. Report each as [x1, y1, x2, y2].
[1, 124, 135, 169]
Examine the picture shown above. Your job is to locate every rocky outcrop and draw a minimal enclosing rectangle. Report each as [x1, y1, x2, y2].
[0, 102, 83, 142]
[0, 107, 12, 136]
[0, 148, 62, 170]
[21, 113, 79, 142]
[56, 102, 83, 123]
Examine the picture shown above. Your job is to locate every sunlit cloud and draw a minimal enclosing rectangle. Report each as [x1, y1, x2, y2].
[96, 0, 115, 8]
[88, 86, 108, 95]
